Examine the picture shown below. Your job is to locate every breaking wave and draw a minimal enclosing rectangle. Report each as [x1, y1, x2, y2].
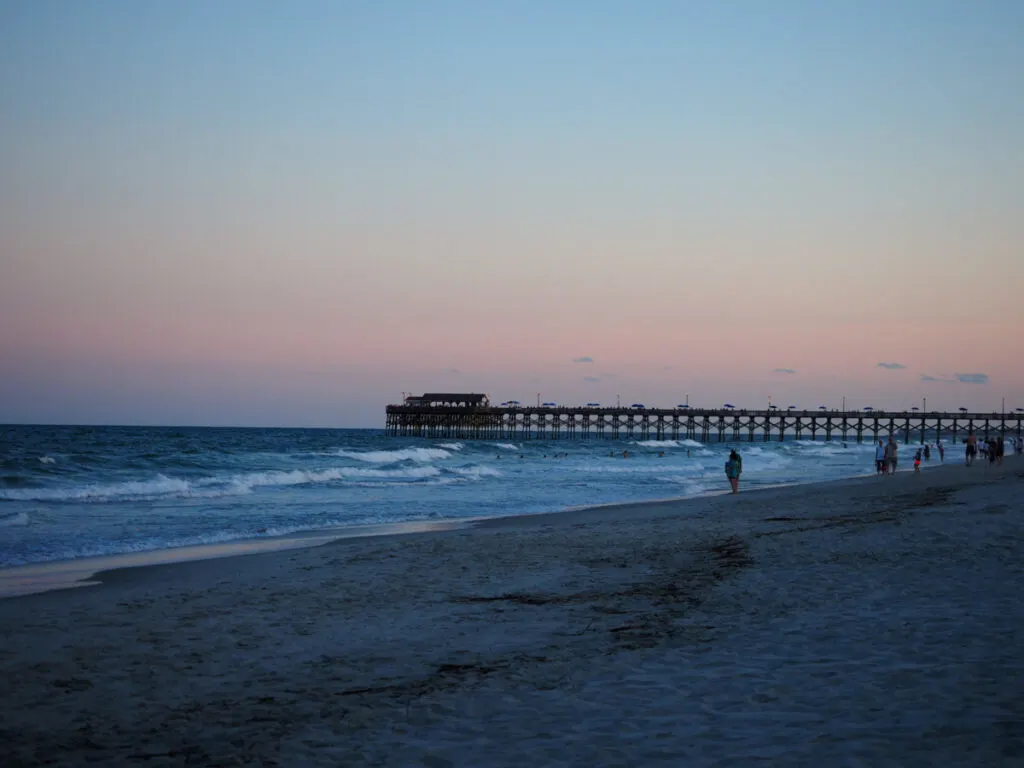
[337, 447, 453, 463]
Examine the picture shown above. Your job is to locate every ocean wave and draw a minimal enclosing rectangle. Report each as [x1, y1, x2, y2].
[38, 456, 56, 465]
[0, 511, 29, 526]
[632, 439, 705, 449]
[0, 465, 445, 503]
[337, 447, 452, 463]
[437, 442, 465, 451]
[451, 466, 502, 480]
[490, 443, 519, 451]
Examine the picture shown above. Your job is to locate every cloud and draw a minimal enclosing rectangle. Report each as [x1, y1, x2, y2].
[877, 362, 906, 370]
[660, 365, 673, 372]
[583, 376, 601, 383]
[773, 368, 796, 374]
[954, 372, 989, 384]
[572, 356, 594, 364]
[920, 374, 945, 382]
[447, 368, 460, 374]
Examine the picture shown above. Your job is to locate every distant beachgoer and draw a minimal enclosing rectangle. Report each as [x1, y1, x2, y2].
[687, 449, 691, 458]
[622, 450, 629, 458]
[725, 449, 742, 493]
[875, 440, 886, 475]
[937, 441, 945, 462]
[913, 449, 922, 473]
[997, 438, 1004, 466]
[885, 437, 898, 475]
[966, 433, 977, 466]
[923, 444, 931, 461]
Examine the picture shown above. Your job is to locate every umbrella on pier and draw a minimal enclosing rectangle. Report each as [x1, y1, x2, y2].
[911, 406, 919, 412]
[787, 405, 797, 410]
[818, 405, 827, 410]
[586, 402, 601, 407]
[958, 407, 968, 413]
[863, 406, 873, 411]
[542, 402, 557, 407]
[676, 404, 689, 409]
[723, 403, 735, 409]
[630, 403, 646, 408]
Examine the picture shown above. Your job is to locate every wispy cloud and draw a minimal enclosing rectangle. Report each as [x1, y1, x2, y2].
[773, 368, 796, 374]
[920, 373, 947, 382]
[877, 362, 906, 370]
[660, 365, 673, 372]
[572, 356, 594, 364]
[583, 376, 601, 383]
[447, 368, 460, 374]
[955, 372, 989, 384]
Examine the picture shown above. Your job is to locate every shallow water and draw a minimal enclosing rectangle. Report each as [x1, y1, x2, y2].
[0, 425, 952, 568]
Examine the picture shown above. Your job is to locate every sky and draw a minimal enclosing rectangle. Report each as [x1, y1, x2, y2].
[1, 0, 1022, 427]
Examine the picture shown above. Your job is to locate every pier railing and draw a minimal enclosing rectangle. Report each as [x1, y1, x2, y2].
[384, 405, 1024, 444]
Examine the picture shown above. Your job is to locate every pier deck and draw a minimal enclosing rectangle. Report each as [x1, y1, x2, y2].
[386, 397, 1023, 444]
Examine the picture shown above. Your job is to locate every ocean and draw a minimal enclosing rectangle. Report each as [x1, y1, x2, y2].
[0, 425, 948, 570]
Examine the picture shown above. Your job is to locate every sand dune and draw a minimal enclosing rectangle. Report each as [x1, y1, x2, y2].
[1, 459, 1021, 766]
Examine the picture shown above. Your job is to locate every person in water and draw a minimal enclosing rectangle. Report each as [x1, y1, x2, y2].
[725, 449, 742, 493]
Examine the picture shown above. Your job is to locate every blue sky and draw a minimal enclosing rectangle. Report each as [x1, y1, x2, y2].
[1, 1, 1022, 426]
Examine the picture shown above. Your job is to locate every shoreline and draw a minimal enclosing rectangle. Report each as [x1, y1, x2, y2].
[1, 454, 1018, 764]
[0, 460, 957, 599]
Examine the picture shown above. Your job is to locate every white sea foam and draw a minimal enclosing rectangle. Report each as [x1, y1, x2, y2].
[451, 466, 502, 480]
[0, 512, 29, 526]
[490, 443, 519, 451]
[0, 465, 444, 502]
[38, 456, 56, 465]
[338, 447, 452, 463]
[437, 442, 465, 451]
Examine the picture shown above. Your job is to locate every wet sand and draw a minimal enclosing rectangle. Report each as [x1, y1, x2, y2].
[1, 459, 1021, 766]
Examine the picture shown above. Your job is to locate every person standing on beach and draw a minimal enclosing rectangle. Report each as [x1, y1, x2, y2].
[885, 437, 898, 475]
[725, 450, 741, 493]
[966, 433, 977, 466]
[914, 449, 922, 473]
[937, 440, 945, 462]
[875, 440, 887, 475]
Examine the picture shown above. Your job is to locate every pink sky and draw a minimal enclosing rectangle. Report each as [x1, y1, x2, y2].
[1, 2, 1022, 426]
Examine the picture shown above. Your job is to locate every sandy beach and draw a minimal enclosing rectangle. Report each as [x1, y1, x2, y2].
[1, 459, 1021, 766]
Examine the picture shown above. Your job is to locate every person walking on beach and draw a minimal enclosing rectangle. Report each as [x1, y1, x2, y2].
[937, 440, 945, 462]
[885, 437, 898, 475]
[923, 444, 931, 461]
[875, 440, 887, 475]
[725, 449, 742, 493]
[913, 449, 922, 473]
[966, 433, 977, 466]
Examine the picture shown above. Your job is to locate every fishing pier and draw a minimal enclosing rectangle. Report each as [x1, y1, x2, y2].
[386, 393, 1024, 444]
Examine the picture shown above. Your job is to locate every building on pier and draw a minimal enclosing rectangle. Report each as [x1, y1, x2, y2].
[385, 394, 1024, 445]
